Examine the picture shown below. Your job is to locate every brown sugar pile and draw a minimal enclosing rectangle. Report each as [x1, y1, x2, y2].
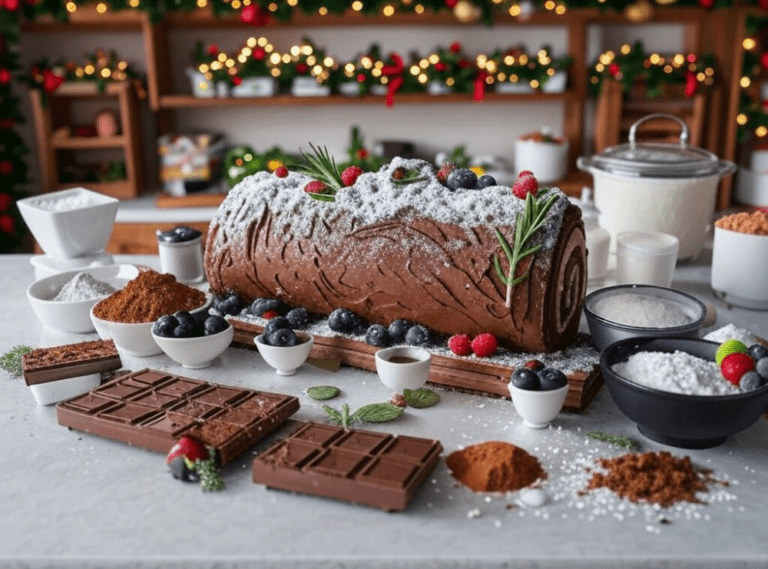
[445, 441, 546, 493]
[715, 211, 768, 236]
[92, 269, 206, 323]
[583, 451, 719, 508]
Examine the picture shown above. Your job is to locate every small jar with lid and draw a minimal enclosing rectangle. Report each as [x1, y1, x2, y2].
[156, 226, 204, 283]
[578, 188, 611, 281]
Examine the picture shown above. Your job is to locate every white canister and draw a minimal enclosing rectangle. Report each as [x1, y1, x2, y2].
[515, 136, 569, 184]
[576, 189, 611, 281]
[712, 226, 768, 310]
[230, 76, 277, 97]
[157, 228, 205, 284]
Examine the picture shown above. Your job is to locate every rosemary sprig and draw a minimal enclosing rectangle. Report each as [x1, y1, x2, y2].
[494, 189, 558, 307]
[587, 431, 639, 450]
[0, 345, 32, 378]
[291, 143, 343, 202]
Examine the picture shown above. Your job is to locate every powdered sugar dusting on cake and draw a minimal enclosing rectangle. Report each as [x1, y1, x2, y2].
[208, 157, 569, 257]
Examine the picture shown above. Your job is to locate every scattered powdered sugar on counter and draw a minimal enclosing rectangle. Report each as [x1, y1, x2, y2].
[703, 323, 760, 346]
[611, 350, 738, 396]
[589, 292, 693, 328]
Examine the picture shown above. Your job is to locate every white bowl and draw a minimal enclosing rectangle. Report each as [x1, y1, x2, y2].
[27, 265, 139, 334]
[254, 332, 314, 376]
[152, 325, 234, 369]
[508, 382, 569, 429]
[30, 373, 101, 406]
[91, 298, 210, 357]
[17, 188, 118, 259]
[374, 346, 431, 394]
[712, 225, 768, 310]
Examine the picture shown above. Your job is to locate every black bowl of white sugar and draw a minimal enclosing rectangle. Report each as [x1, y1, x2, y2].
[600, 337, 768, 449]
[584, 285, 706, 352]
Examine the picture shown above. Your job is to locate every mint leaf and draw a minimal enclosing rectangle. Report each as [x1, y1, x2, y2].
[307, 385, 340, 401]
[323, 405, 344, 425]
[403, 388, 440, 409]
[353, 402, 404, 423]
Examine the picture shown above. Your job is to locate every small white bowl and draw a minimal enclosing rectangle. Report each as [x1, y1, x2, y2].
[29, 373, 101, 406]
[508, 382, 569, 429]
[27, 265, 139, 334]
[152, 325, 234, 369]
[374, 346, 431, 394]
[17, 188, 118, 259]
[254, 332, 314, 376]
[91, 298, 210, 357]
[712, 225, 768, 310]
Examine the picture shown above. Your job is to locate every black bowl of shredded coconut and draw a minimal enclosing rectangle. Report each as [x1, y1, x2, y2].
[601, 337, 768, 449]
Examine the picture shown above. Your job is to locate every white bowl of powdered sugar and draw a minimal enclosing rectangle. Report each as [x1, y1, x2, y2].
[27, 265, 139, 333]
[583, 284, 706, 352]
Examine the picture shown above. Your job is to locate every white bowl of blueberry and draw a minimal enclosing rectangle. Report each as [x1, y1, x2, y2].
[151, 311, 233, 369]
[254, 316, 314, 376]
[508, 364, 569, 429]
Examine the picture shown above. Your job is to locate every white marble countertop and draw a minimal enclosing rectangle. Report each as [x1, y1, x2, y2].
[0, 252, 767, 569]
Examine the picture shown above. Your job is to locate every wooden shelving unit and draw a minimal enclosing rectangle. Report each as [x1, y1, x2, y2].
[29, 81, 145, 200]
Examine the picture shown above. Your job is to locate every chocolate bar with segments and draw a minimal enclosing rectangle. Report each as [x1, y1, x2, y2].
[23, 339, 121, 386]
[252, 422, 442, 512]
[56, 368, 300, 465]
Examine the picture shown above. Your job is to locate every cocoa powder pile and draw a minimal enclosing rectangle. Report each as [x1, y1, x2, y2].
[446, 441, 546, 493]
[93, 269, 206, 323]
[583, 451, 718, 507]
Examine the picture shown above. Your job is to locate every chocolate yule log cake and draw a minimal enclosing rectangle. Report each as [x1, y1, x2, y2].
[205, 157, 586, 353]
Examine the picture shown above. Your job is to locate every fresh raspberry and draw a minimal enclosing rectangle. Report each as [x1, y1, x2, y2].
[518, 170, 534, 178]
[166, 435, 209, 465]
[303, 180, 328, 194]
[274, 166, 288, 178]
[512, 174, 538, 199]
[261, 309, 280, 320]
[720, 352, 755, 386]
[447, 334, 473, 356]
[341, 166, 364, 186]
[524, 359, 544, 371]
[471, 333, 498, 358]
[437, 162, 455, 185]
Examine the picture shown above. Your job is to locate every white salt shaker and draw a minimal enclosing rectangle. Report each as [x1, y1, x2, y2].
[579, 188, 611, 281]
[157, 226, 205, 283]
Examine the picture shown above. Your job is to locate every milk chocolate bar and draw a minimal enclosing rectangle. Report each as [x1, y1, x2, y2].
[23, 339, 121, 386]
[252, 422, 442, 511]
[57, 369, 300, 465]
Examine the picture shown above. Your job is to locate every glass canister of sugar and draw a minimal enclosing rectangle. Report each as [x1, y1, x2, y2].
[156, 226, 205, 283]
[578, 188, 611, 281]
[616, 231, 679, 288]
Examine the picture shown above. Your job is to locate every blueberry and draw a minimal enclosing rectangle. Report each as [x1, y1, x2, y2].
[174, 310, 196, 327]
[446, 168, 478, 191]
[264, 316, 291, 339]
[476, 174, 497, 189]
[748, 344, 768, 363]
[153, 315, 178, 337]
[269, 328, 298, 347]
[173, 226, 202, 242]
[204, 315, 229, 335]
[328, 308, 359, 334]
[365, 324, 391, 347]
[156, 228, 182, 243]
[216, 294, 244, 316]
[756, 357, 768, 380]
[168, 456, 196, 482]
[538, 367, 568, 390]
[173, 321, 198, 338]
[739, 371, 764, 392]
[286, 307, 309, 329]
[511, 368, 540, 390]
[250, 298, 285, 317]
[388, 319, 412, 344]
[404, 324, 430, 346]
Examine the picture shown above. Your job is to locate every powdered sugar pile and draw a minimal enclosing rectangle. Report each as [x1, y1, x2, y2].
[611, 350, 738, 396]
[53, 272, 115, 302]
[29, 190, 104, 212]
[703, 323, 759, 346]
[208, 157, 570, 256]
[590, 292, 693, 328]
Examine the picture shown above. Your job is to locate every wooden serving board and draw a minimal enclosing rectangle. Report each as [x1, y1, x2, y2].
[230, 319, 603, 413]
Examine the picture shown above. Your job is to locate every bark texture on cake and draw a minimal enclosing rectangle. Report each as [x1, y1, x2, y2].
[205, 158, 586, 353]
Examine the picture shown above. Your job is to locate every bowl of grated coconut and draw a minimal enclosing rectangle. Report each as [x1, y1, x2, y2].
[600, 337, 768, 449]
[27, 265, 139, 334]
[584, 284, 706, 352]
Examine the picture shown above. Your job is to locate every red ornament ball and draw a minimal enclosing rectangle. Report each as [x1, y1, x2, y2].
[0, 160, 13, 176]
[0, 214, 15, 235]
[0, 192, 12, 211]
[760, 52, 768, 71]
[252, 48, 266, 61]
[450, 42, 462, 53]
[698, 0, 714, 8]
[444, 0, 458, 7]
[232, 76, 242, 86]
[0, 68, 10, 84]
[207, 44, 219, 56]
[608, 63, 621, 77]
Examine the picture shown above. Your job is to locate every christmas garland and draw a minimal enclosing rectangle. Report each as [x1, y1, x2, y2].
[737, 12, 768, 142]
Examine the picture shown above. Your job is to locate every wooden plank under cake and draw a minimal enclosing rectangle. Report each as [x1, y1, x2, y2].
[232, 319, 602, 413]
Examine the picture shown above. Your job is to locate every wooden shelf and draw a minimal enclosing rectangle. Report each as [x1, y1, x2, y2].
[158, 90, 576, 109]
[21, 6, 146, 31]
[55, 180, 136, 200]
[51, 133, 128, 150]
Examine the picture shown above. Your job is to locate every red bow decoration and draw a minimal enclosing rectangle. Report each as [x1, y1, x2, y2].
[42, 69, 64, 94]
[0, 0, 21, 11]
[474, 71, 488, 101]
[381, 53, 404, 107]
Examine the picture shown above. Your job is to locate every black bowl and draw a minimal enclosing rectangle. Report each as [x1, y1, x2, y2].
[600, 337, 768, 449]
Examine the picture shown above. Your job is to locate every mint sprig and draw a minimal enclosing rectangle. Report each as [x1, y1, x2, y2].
[494, 189, 558, 307]
[323, 402, 404, 428]
[1, 345, 33, 378]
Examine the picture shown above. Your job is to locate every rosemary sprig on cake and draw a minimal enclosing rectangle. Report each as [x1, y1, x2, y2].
[292, 143, 366, 203]
[494, 173, 558, 307]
